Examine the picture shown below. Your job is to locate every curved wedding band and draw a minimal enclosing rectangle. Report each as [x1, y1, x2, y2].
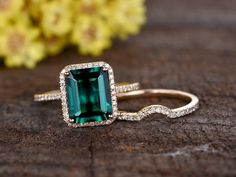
[34, 82, 140, 102]
[117, 89, 199, 121]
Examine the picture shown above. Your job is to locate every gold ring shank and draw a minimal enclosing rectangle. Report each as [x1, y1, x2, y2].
[116, 89, 199, 121]
[34, 82, 140, 102]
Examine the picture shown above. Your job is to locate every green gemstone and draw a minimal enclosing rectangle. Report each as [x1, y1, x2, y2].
[65, 67, 112, 124]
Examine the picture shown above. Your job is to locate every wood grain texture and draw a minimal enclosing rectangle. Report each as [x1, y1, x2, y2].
[0, 0, 235, 177]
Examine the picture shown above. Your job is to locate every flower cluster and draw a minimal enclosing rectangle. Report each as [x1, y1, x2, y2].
[0, 0, 146, 68]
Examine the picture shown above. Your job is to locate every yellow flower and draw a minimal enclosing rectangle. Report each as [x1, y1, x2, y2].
[71, 17, 111, 56]
[0, 0, 146, 68]
[0, 23, 45, 68]
[40, 1, 72, 37]
[43, 36, 67, 55]
[73, 0, 106, 18]
[106, 0, 146, 39]
[24, 0, 45, 19]
[0, 0, 24, 28]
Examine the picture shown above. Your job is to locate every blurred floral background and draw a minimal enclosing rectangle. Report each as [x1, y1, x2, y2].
[0, 0, 146, 68]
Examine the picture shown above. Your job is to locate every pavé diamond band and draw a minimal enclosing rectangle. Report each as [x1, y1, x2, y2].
[117, 89, 199, 121]
[34, 61, 199, 128]
[34, 82, 140, 102]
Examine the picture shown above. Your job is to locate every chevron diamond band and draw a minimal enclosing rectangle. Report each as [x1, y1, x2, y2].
[117, 89, 199, 121]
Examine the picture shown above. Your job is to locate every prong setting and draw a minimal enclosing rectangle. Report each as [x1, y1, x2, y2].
[64, 72, 70, 76]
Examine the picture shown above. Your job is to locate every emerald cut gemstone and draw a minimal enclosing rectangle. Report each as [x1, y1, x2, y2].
[65, 67, 112, 124]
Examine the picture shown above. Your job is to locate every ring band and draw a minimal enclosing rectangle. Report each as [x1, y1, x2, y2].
[34, 82, 140, 102]
[117, 89, 199, 121]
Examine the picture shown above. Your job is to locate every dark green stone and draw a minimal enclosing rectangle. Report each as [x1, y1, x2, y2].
[65, 67, 112, 124]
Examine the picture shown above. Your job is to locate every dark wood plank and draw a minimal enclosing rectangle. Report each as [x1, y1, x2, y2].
[0, 0, 235, 177]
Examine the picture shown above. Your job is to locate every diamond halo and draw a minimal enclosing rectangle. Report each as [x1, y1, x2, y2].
[59, 61, 118, 128]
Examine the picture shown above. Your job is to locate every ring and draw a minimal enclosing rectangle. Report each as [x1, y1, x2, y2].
[117, 89, 199, 121]
[34, 61, 140, 127]
[34, 61, 199, 128]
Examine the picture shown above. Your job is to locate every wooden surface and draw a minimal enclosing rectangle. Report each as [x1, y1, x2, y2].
[0, 0, 236, 177]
